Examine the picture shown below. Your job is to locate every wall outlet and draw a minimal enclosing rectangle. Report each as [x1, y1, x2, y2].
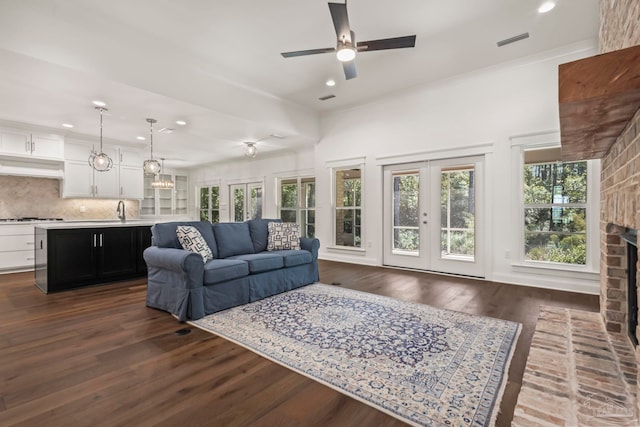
[79, 205, 86, 213]
[367, 241, 373, 248]
[504, 250, 511, 259]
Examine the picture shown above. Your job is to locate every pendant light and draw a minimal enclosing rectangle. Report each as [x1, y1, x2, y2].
[143, 118, 161, 175]
[151, 158, 174, 189]
[88, 106, 113, 172]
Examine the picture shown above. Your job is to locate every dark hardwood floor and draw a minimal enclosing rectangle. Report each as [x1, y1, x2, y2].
[0, 260, 599, 426]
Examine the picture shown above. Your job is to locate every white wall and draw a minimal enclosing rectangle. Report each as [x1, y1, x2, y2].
[188, 40, 601, 294]
[314, 40, 600, 294]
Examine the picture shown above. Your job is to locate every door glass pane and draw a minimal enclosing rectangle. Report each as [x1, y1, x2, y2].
[233, 187, 244, 222]
[249, 187, 262, 220]
[392, 172, 419, 253]
[440, 166, 475, 259]
[199, 187, 209, 221]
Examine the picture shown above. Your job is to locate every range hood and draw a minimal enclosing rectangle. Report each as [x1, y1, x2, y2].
[559, 44, 640, 161]
[0, 157, 64, 179]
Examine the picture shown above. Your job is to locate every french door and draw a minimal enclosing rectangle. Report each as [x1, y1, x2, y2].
[383, 156, 485, 278]
[230, 182, 263, 221]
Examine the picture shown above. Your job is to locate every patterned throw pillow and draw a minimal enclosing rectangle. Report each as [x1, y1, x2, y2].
[177, 225, 214, 262]
[267, 222, 301, 251]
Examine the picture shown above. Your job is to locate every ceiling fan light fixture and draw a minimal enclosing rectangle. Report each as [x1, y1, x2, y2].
[538, 1, 556, 13]
[336, 45, 356, 62]
[244, 142, 257, 158]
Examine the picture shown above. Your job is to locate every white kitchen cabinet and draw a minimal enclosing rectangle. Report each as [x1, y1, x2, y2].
[62, 142, 143, 199]
[0, 127, 64, 160]
[119, 166, 143, 199]
[63, 159, 120, 198]
[0, 224, 35, 272]
[119, 148, 142, 167]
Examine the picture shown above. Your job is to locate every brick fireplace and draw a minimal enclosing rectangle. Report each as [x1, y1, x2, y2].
[598, 0, 640, 414]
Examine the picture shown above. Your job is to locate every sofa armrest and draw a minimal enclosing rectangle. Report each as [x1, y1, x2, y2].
[143, 247, 205, 289]
[300, 238, 320, 260]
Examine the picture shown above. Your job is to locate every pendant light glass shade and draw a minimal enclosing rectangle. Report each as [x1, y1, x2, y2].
[89, 106, 113, 172]
[143, 118, 162, 175]
[151, 158, 174, 189]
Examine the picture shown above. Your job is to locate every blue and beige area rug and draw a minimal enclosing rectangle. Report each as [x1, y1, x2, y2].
[190, 284, 521, 426]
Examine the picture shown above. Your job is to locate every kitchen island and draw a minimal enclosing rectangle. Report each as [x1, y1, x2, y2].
[34, 221, 157, 293]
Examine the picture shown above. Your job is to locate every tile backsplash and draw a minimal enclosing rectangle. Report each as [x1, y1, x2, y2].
[0, 176, 139, 220]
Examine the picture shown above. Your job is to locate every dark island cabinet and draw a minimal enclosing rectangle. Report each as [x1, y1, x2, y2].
[35, 225, 153, 293]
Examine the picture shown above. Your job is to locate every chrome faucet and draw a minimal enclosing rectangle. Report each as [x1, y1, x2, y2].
[116, 200, 126, 222]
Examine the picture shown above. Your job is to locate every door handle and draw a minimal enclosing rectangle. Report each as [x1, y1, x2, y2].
[99, 234, 103, 247]
[93, 234, 97, 247]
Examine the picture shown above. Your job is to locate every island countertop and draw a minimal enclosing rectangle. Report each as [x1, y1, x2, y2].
[34, 220, 165, 229]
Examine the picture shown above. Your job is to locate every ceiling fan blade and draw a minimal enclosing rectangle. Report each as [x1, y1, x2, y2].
[357, 35, 416, 52]
[343, 61, 357, 80]
[281, 47, 336, 58]
[329, 2, 352, 43]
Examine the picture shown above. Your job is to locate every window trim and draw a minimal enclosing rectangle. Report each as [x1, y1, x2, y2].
[197, 183, 221, 223]
[276, 175, 316, 238]
[330, 163, 365, 249]
[510, 133, 600, 272]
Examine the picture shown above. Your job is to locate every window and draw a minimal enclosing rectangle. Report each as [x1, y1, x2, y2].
[199, 185, 220, 223]
[334, 168, 362, 247]
[511, 135, 599, 272]
[523, 150, 587, 265]
[278, 177, 315, 238]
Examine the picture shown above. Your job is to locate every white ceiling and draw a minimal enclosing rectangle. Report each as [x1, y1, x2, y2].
[0, 0, 599, 168]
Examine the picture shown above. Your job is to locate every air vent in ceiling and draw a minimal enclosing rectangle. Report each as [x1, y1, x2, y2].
[319, 94, 336, 101]
[497, 32, 530, 47]
[158, 128, 175, 134]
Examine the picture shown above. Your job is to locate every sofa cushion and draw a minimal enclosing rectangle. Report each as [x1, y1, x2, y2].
[176, 226, 213, 262]
[213, 222, 255, 258]
[247, 218, 282, 253]
[278, 249, 313, 267]
[203, 259, 249, 285]
[152, 221, 218, 259]
[227, 253, 284, 273]
[267, 222, 301, 251]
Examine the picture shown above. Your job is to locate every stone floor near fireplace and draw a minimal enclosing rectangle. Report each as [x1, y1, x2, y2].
[513, 305, 638, 426]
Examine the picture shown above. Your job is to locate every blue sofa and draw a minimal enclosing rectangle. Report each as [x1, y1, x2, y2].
[143, 219, 319, 321]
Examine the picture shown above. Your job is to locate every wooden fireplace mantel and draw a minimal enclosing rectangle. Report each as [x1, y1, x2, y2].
[559, 44, 640, 161]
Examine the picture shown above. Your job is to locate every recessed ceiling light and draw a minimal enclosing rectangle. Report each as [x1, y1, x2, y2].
[538, 1, 556, 13]
[136, 136, 146, 141]
[175, 120, 187, 126]
[326, 79, 336, 87]
[92, 100, 107, 107]
[61, 123, 74, 128]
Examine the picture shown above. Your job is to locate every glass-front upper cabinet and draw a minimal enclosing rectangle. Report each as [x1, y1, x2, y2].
[142, 172, 189, 217]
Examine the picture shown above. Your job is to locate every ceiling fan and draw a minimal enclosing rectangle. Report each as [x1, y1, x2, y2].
[281, 1, 416, 80]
